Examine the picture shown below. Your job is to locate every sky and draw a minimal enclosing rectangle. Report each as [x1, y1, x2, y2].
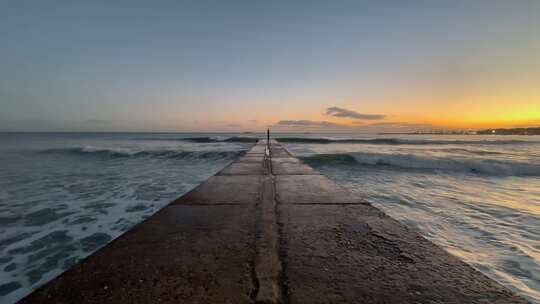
[1, 0, 539, 132]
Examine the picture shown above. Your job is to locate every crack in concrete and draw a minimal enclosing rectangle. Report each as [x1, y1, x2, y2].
[274, 189, 290, 304]
[284, 202, 371, 206]
[251, 141, 286, 304]
[178, 202, 244, 206]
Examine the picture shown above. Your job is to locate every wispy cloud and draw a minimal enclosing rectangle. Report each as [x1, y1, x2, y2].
[325, 106, 385, 120]
[273, 107, 441, 132]
[275, 120, 343, 127]
[272, 119, 443, 133]
[273, 120, 360, 131]
[225, 123, 242, 127]
[367, 122, 438, 128]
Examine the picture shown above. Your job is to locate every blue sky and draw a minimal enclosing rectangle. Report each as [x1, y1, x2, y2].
[1, 1, 538, 132]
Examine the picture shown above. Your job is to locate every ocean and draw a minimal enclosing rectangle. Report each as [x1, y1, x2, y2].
[0, 132, 539, 303]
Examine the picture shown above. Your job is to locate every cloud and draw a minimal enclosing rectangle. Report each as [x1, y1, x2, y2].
[247, 119, 258, 123]
[275, 120, 343, 127]
[367, 122, 440, 128]
[325, 106, 385, 120]
[272, 119, 444, 133]
[272, 120, 362, 131]
[225, 123, 242, 127]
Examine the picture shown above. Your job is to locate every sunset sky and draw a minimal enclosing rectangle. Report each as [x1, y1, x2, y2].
[1, 1, 539, 132]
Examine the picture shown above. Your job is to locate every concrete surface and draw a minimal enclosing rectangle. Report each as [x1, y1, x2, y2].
[172, 175, 261, 205]
[19, 204, 257, 304]
[18, 140, 530, 304]
[219, 161, 268, 175]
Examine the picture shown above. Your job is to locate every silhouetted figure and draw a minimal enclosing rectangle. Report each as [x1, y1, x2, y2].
[265, 129, 271, 157]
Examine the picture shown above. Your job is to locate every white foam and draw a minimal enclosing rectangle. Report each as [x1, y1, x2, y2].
[0, 140, 248, 303]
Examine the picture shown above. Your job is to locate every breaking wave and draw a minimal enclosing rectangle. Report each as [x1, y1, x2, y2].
[133, 136, 259, 143]
[300, 152, 540, 176]
[41, 147, 242, 160]
[131, 136, 539, 145]
[277, 137, 538, 145]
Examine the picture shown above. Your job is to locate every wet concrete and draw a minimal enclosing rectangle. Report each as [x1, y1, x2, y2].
[19, 140, 530, 303]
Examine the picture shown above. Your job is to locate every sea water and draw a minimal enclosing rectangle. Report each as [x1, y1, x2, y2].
[0, 133, 254, 303]
[0, 133, 539, 303]
[282, 134, 540, 303]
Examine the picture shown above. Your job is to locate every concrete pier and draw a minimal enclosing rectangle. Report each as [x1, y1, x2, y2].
[19, 140, 530, 303]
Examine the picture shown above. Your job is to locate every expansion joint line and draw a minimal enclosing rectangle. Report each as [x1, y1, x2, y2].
[252, 142, 285, 304]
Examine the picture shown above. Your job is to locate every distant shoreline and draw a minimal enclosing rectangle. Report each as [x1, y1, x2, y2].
[381, 127, 540, 136]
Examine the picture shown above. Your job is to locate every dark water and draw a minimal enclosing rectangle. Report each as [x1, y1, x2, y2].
[283, 134, 540, 303]
[0, 132, 254, 302]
